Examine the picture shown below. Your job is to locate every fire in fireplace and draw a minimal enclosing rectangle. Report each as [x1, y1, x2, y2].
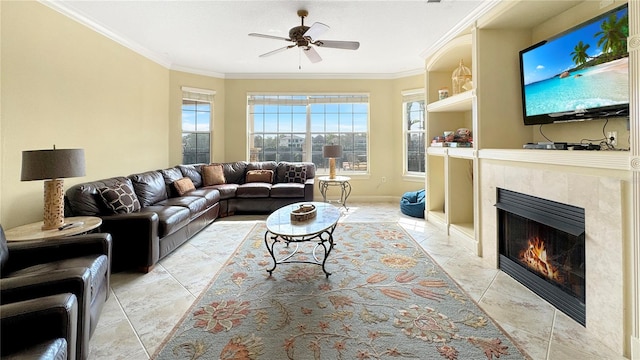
[496, 188, 585, 325]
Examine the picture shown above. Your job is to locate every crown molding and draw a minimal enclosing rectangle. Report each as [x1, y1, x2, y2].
[40, 0, 172, 69]
[40, 0, 426, 81]
[419, 0, 501, 59]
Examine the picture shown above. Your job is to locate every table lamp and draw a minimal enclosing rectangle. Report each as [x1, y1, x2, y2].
[21, 146, 85, 230]
[323, 144, 343, 179]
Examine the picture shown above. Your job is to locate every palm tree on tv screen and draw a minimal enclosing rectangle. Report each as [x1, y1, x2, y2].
[570, 41, 590, 66]
[595, 12, 628, 59]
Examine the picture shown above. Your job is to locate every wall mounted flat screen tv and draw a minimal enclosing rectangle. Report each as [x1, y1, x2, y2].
[519, 4, 629, 126]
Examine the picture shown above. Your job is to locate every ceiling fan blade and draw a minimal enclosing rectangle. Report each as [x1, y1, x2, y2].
[249, 33, 291, 42]
[259, 45, 295, 58]
[303, 46, 322, 63]
[315, 40, 360, 50]
[303, 22, 329, 40]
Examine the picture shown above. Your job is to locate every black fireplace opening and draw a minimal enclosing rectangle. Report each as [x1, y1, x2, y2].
[496, 188, 586, 326]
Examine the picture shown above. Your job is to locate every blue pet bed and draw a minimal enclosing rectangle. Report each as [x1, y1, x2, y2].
[400, 189, 425, 218]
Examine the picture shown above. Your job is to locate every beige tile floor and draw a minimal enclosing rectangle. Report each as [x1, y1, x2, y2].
[89, 202, 628, 360]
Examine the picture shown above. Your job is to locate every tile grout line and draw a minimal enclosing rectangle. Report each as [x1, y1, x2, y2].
[107, 287, 151, 359]
[546, 310, 558, 360]
[477, 268, 499, 304]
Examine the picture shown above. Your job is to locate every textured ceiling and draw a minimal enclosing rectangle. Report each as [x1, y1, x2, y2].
[46, 0, 492, 78]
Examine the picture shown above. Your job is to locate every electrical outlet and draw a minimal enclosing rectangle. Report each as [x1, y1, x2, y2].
[607, 131, 618, 146]
[381, 177, 386, 183]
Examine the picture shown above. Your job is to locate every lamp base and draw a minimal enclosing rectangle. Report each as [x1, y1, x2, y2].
[42, 179, 65, 230]
[329, 158, 336, 179]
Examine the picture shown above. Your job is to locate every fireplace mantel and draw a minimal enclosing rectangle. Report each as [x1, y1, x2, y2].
[479, 149, 634, 172]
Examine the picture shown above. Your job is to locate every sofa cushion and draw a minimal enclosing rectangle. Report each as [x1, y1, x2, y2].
[276, 162, 315, 183]
[98, 182, 141, 214]
[284, 164, 307, 184]
[188, 188, 221, 207]
[236, 183, 271, 198]
[222, 161, 248, 184]
[246, 161, 278, 173]
[204, 184, 238, 200]
[160, 196, 209, 218]
[245, 170, 274, 184]
[202, 164, 226, 186]
[139, 206, 191, 237]
[129, 171, 168, 207]
[66, 177, 133, 216]
[178, 164, 203, 188]
[270, 183, 306, 198]
[160, 167, 185, 197]
[173, 177, 196, 196]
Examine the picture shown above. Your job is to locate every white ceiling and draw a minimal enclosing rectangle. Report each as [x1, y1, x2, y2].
[45, 0, 494, 79]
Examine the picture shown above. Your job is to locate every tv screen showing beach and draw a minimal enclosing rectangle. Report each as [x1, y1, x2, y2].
[520, 5, 628, 121]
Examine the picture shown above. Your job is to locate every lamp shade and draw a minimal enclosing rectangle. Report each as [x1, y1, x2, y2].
[323, 145, 343, 158]
[21, 148, 85, 181]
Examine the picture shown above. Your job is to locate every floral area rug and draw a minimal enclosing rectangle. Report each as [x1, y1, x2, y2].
[153, 222, 528, 360]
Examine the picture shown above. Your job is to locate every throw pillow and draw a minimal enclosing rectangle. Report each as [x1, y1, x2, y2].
[246, 169, 274, 183]
[99, 182, 141, 214]
[202, 164, 226, 186]
[173, 177, 196, 196]
[284, 165, 307, 184]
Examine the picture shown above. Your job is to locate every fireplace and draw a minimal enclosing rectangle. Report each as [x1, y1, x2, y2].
[496, 188, 585, 325]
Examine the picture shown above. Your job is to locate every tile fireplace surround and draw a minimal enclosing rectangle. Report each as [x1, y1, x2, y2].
[480, 159, 626, 355]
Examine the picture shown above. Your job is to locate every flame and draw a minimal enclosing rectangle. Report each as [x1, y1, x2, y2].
[519, 237, 563, 283]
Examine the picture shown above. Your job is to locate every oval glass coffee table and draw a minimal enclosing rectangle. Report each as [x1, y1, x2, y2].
[265, 202, 341, 278]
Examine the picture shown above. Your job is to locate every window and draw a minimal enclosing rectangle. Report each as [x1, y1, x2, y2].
[182, 87, 214, 164]
[248, 94, 369, 174]
[403, 90, 425, 174]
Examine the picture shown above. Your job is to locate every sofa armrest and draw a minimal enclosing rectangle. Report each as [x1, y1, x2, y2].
[5, 233, 112, 274]
[0, 293, 78, 359]
[1, 267, 92, 360]
[100, 212, 160, 272]
[1, 267, 91, 310]
[304, 178, 315, 202]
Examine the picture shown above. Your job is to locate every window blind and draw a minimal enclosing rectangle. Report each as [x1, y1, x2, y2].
[181, 86, 215, 102]
[247, 94, 369, 106]
[402, 89, 425, 103]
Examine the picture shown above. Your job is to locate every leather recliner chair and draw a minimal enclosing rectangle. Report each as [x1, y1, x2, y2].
[0, 224, 112, 360]
[1, 293, 78, 359]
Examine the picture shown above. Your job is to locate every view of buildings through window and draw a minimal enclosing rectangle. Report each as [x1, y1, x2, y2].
[248, 95, 369, 173]
[403, 91, 425, 174]
[182, 89, 214, 164]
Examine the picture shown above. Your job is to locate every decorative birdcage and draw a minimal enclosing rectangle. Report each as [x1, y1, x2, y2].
[451, 59, 472, 95]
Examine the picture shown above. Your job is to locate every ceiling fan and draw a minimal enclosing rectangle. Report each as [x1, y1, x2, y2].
[249, 10, 360, 64]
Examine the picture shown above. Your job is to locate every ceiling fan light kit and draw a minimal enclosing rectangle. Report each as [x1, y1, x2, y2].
[249, 9, 360, 65]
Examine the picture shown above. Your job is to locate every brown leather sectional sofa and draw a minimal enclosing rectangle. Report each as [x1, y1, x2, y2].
[65, 161, 315, 272]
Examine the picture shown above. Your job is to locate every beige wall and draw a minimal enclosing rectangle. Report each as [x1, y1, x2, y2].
[0, 1, 424, 229]
[1, 1, 170, 228]
[169, 71, 226, 165]
[223, 75, 424, 200]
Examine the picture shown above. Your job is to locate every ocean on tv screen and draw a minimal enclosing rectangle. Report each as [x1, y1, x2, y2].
[524, 57, 628, 117]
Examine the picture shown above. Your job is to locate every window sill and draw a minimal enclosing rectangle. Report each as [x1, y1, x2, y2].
[403, 174, 425, 182]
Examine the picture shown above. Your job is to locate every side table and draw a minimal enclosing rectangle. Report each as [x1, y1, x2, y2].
[4, 216, 102, 242]
[317, 175, 352, 210]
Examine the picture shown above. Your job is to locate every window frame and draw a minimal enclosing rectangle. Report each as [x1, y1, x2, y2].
[247, 93, 370, 176]
[181, 87, 215, 165]
[402, 89, 426, 177]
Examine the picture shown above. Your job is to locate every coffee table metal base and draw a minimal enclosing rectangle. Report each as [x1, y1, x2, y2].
[264, 224, 337, 278]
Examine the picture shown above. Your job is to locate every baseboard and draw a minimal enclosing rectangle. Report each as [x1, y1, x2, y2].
[346, 195, 399, 203]
[632, 335, 640, 359]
